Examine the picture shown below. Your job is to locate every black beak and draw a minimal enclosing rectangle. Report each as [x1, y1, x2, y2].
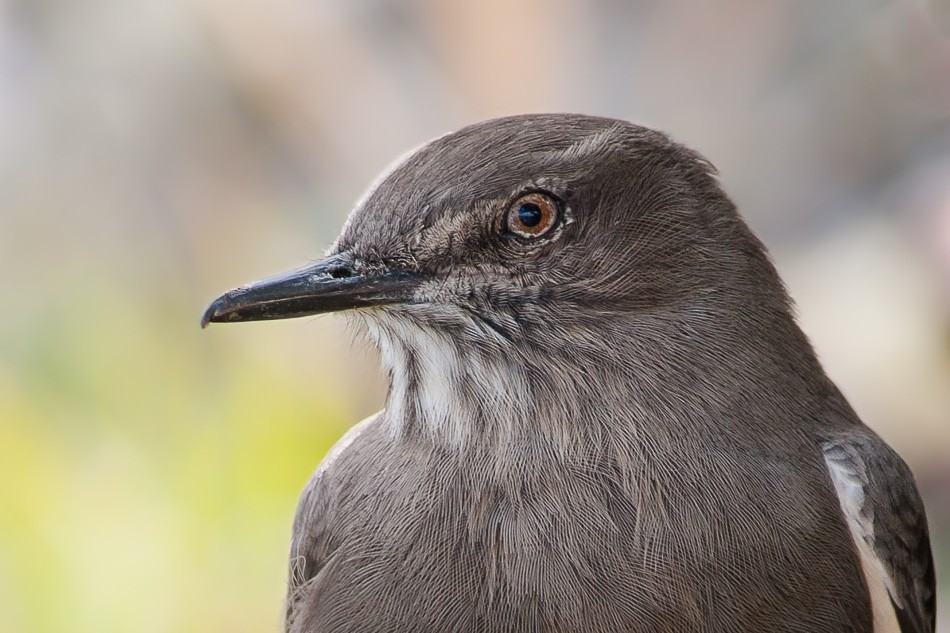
[200, 253, 420, 328]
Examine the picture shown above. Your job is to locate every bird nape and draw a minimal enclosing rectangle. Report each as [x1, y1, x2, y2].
[202, 114, 935, 633]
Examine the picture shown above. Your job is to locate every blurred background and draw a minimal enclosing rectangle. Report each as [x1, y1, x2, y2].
[0, 0, 948, 631]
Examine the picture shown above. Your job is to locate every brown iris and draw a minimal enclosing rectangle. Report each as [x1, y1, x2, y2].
[506, 192, 559, 238]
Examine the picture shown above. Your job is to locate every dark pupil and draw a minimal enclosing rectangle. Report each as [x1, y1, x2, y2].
[517, 203, 543, 227]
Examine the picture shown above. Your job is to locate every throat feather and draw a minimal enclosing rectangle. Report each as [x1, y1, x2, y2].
[362, 312, 531, 447]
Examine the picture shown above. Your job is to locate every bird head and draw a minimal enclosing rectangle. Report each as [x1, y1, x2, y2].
[203, 114, 811, 445]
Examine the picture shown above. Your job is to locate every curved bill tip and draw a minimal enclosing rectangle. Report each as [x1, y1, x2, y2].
[200, 307, 212, 329]
[200, 287, 252, 328]
[200, 299, 225, 329]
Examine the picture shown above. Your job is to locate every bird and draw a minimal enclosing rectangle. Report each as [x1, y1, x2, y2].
[201, 114, 935, 633]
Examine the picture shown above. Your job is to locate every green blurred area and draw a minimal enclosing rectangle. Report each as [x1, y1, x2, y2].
[1, 0, 948, 631]
[0, 276, 357, 632]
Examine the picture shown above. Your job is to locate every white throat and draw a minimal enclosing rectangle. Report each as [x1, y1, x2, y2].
[358, 310, 533, 448]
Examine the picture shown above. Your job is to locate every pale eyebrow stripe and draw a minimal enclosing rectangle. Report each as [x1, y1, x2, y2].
[542, 124, 624, 162]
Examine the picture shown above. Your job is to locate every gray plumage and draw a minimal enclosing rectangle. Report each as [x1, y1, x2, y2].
[202, 114, 935, 632]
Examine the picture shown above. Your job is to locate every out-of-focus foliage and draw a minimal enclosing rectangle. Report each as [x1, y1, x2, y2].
[0, 280, 360, 632]
[0, 1, 947, 632]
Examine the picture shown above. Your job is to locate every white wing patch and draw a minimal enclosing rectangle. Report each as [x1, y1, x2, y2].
[824, 447, 901, 633]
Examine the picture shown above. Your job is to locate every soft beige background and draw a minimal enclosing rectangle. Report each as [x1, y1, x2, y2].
[0, 1, 947, 631]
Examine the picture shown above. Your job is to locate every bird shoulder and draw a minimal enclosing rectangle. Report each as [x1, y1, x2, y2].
[285, 412, 382, 628]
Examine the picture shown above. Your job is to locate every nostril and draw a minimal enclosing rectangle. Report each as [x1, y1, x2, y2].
[327, 266, 355, 279]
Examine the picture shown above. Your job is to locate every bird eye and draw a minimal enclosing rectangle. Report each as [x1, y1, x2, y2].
[505, 193, 559, 239]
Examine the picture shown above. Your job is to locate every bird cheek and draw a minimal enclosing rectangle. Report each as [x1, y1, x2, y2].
[411, 275, 463, 306]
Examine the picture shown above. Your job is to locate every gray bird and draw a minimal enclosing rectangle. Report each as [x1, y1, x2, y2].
[201, 114, 935, 633]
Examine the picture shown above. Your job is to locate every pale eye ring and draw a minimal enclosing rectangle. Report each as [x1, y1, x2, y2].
[505, 192, 559, 239]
